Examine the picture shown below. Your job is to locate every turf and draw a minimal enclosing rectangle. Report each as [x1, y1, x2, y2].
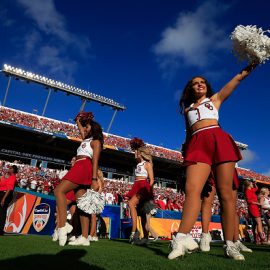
[0, 236, 269, 270]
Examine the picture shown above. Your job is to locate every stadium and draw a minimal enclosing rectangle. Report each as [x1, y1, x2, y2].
[0, 62, 270, 270]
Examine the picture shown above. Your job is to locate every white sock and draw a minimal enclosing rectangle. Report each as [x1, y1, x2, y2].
[226, 240, 234, 246]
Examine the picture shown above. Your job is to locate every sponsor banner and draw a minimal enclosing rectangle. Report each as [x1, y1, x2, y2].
[4, 188, 112, 237]
[4, 191, 56, 235]
[136, 218, 246, 241]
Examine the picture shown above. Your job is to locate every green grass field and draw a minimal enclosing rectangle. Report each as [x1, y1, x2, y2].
[0, 236, 269, 270]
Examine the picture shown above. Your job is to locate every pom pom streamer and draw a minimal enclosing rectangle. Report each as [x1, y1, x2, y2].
[231, 25, 270, 64]
[77, 189, 105, 214]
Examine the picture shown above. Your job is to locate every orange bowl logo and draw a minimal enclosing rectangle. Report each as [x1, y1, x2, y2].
[33, 203, 50, 232]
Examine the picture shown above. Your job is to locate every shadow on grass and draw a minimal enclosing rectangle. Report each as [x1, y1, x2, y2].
[110, 238, 169, 258]
[0, 249, 105, 270]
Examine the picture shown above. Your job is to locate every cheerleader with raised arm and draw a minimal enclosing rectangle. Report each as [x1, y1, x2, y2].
[54, 112, 103, 246]
[168, 62, 258, 260]
[169, 24, 270, 260]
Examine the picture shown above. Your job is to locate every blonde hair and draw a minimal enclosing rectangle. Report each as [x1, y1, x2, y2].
[259, 187, 269, 196]
[138, 146, 152, 165]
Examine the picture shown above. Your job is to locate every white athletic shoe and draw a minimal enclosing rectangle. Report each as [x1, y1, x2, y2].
[58, 223, 73, 246]
[58, 227, 68, 246]
[65, 222, 73, 234]
[68, 236, 76, 242]
[52, 229, 58, 241]
[234, 241, 252, 253]
[168, 234, 199, 260]
[224, 242, 245, 260]
[88, 235, 99, 242]
[199, 232, 212, 252]
[68, 235, 90, 246]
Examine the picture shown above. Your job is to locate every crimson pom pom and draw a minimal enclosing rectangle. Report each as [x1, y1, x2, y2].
[130, 137, 145, 150]
[74, 111, 94, 122]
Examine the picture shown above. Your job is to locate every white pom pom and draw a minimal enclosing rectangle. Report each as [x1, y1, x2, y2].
[231, 25, 270, 64]
[77, 189, 105, 214]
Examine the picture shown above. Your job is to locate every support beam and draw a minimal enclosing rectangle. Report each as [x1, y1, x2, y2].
[42, 89, 52, 116]
[80, 99, 87, 111]
[3, 76, 11, 106]
[107, 109, 118, 133]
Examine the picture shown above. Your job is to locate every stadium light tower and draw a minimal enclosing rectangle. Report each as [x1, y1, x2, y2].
[1, 64, 126, 131]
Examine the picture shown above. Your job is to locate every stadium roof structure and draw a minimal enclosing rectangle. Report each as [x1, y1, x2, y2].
[2, 64, 126, 111]
[235, 141, 248, 150]
[1, 64, 126, 132]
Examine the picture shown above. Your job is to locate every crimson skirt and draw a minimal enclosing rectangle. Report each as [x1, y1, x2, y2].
[126, 180, 153, 200]
[184, 126, 242, 166]
[66, 190, 76, 202]
[248, 205, 261, 218]
[63, 158, 92, 186]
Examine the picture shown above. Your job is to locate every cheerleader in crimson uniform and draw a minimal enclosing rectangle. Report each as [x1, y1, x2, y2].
[244, 180, 266, 244]
[168, 62, 259, 261]
[199, 170, 252, 258]
[54, 112, 103, 246]
[127, 138, 154, 243]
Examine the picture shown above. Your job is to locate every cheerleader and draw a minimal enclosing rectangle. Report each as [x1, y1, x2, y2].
[244, 180, 266, 244]
[259, 188, 270, 244]
[168, 62, 258, 260]
[54, 112, 103, 246]
[127, 139, 154, 243]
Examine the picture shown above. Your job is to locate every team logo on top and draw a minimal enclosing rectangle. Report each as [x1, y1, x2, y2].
[33, 203, 50, 232]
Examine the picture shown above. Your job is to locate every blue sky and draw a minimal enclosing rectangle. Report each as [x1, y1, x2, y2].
[0, 0, 270, 175]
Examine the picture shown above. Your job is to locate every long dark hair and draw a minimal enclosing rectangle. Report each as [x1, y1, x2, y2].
[179, 76, 214, 114]
[86, 120, 104, 147]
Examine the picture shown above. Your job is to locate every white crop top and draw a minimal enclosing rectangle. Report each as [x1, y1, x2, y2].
[77, 138, 93, 158]
[187, 98, 219, 127]
[262, 197, 270, 212]
[135, 161, 148, 177]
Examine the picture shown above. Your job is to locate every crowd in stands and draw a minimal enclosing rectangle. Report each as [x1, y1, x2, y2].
[0, 106, 182, 161]
[0, 160, 251, 221]
[236, 167, 270, 183]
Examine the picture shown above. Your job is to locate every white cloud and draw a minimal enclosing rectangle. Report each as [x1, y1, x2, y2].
[238, 149, 257, 166]
[153, 1, 230, 69]
[15, 0, 91, 79]
[37, 46, 77, 81]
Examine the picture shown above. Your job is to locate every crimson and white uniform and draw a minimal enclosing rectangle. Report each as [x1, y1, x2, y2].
[63, 138, 93, 187]
[126, 161, 152, 199]
[184, 98, 242, 166]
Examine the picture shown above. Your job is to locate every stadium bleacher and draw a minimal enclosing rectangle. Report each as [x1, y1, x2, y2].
[0, 106, 182, 162]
